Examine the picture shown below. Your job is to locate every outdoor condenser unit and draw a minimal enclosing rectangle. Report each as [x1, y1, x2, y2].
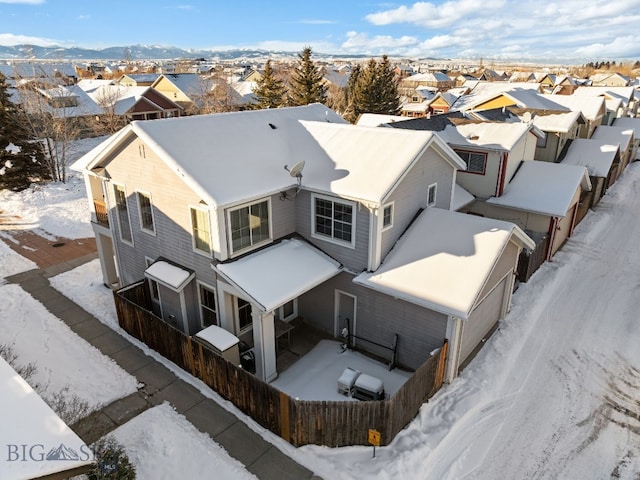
[194, 325, 241, 366]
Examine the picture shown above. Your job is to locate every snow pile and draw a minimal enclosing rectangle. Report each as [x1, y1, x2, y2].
[0, 239, 37, 278]
[0, 283, 138, 410]
[110, 403, 257, 480]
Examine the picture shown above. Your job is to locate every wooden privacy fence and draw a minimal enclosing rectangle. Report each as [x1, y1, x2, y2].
[517, 232, 549, 283]
[115, 281, 448, 447]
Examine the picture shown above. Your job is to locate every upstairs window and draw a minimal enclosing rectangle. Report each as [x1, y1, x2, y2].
[313, 195, 356, 247]
[190, 206, 211, 254]
[137, 191, 155, 234]
[427, 183, 437, 207]
[228, 199, 271, 254]
[454, 149, 487, 174]
[199, 283, 218, 328]
[113, 184, 133, 244]
[382, 203, 394, 230]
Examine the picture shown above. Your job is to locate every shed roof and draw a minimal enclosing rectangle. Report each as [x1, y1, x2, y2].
[561, 139, 619, 177]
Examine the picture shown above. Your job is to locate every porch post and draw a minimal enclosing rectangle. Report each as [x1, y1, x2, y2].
[444, 316, 463, 383]
[252, 309, 277, 382]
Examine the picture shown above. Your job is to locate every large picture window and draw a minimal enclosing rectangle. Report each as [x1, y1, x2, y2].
[454, 149, 487, 174]
[190, 206, 211, 254]
[113, 184, 133, 243]
[312, 195, 356, 246]
[228, 199, 270, 254]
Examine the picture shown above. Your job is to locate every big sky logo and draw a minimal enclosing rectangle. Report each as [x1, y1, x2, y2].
[6, 443, 94, 462]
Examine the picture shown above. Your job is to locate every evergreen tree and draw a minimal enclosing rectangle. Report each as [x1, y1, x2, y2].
[253, 59, 286, 109]
[287, 46, 327, 106]
[345, 56, 401, 123]
[0, 73, 47, 191]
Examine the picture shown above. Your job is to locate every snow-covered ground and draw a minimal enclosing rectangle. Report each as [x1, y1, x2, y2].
[110, 403, 257, 480]
[0, 283, 138, 411]
[2, 133, 640, 479]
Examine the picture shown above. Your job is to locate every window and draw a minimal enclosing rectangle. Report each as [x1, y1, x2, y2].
[190, 207, 211, 254]
[228, 199, 270, 254]
[454, 149, 487, 174]
[427, 183, 437, 207]
[137, 192, 155, 234]
[382, 203, 393, 230]
[237, 298, 252, 332]
[313, 195, 356, 246]
[199, 284, 218, 328]
[113, 184, 133, 243]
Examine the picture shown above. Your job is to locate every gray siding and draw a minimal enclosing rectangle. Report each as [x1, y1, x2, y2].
[381, 147, 455, 260]
[298, 272, 448, 370]
[477, 239, 519, 304]
[294, 190, 370, 272]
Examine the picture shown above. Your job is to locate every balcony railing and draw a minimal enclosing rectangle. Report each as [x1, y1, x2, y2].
[93, 200, 109, 227]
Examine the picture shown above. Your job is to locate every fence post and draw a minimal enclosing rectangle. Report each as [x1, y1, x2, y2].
[435, 340, 448, 389]
[280, 391, 290, 443]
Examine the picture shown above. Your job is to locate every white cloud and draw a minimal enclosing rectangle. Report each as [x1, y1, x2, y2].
[0, 33, 59, 46]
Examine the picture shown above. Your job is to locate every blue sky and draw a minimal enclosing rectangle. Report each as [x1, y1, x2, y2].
[1, 0, 640, 61]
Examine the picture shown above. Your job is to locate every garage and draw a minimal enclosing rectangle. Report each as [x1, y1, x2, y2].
[459, 274, 509, 363]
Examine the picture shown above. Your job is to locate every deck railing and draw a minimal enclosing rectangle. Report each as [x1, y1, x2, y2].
[93, 200, 109, 227]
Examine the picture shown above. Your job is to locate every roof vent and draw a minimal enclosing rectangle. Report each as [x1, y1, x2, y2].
[268, 123, 277, 129]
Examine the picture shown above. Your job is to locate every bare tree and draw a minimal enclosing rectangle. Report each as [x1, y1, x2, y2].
[93, 86, 125, 134]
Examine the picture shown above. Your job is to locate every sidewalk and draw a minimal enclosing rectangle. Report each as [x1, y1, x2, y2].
[4, 237, 320, 480]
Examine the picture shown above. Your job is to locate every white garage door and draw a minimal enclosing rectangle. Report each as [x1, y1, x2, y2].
[460, 275, 509, 363]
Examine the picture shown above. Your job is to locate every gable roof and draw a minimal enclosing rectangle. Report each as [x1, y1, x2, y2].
[354, 207, 534, 319]
[561, 138, 620, 177]
[438, 121, 536, 152]
[542, 94, 606, 121]
[486, 160, 591, 217]
[74, 104, 465, 207]
[450, 82, 542, 111]
[591, 125, 633, 151]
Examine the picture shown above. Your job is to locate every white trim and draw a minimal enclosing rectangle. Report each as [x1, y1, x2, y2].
[235, 296, 254, 336]
[334, 289, 357, 347]
[226, 197, 273, 257]
[136, 190, 156, 236]
[427, 182, 438, 207]
[278, 298, 298, 322]
[112, 182, 134, 246]
[189, 204, 212, 257]
[311, 193, 357, 249]
[382, 202, 394, 231]
[197, 280, 219, 329]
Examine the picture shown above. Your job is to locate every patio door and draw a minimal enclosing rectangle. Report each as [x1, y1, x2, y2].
[334, 290, 356, 347]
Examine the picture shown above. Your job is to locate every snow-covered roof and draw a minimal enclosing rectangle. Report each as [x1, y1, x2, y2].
[215, 238, 342, 312]
[145, 260, 194, 291]
[76, 104, 465, 207]
[452, 182, 475, 210]
[561, 139, 619, 177]
[76, 78, 115, 94]
[451, 82, 542, 111]
[0, 357, 94, 479]
[531, 110, 584, 133]
[404, 72, 452, 83]
[354, 208, 534, 319]
[486, 160, 591, 217]
[544, 94, 606, 121]
[612, 117, 640, 139]
[573, 86, 635, 104]
[195, 325, 239, 351]
[355, 113, 408, 127]
[438, 121, 533, 152]
[591, 125, 633, 151]
[88, 84, 155, 115]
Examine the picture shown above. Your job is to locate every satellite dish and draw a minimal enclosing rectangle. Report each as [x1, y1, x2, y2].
[285, 160, 305, 179]
[522, 111, 532, 123]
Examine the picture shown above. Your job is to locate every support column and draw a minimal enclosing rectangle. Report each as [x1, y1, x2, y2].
[444, 316, 463, 384]
[252, 309, 277, 382]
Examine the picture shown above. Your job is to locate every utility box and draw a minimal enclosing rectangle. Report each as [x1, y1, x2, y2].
[194, 325, 241, 366]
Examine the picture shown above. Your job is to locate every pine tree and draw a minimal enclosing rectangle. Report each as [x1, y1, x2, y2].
[0, 73, 47, 191]
[345, 56, 401, 123]
[253, 59, 286, 109]
[287, 46, 327, 106]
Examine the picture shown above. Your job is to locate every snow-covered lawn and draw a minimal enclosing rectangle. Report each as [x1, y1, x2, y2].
[0, 239, 36, 279]
[110, 403, 257, 480]
[0, 283, 138, 410]
[272, 339, 411, 401]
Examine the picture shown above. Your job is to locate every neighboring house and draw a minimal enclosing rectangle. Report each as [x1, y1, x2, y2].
[589, 72, 631, 87]
[561, 138, 621, 206]
[572, 86, 638, 119]
[150, 73, 204, 111]
[466, 160, 592, 262]
[88, 84, 183, 121]
[544, 94, 606, 139]
[450, 82, 543, 112]
[399, 72, 455, 96]
[477, 69, 508, 82]
[612, 117, 640, 162]
[590, 125, 635, 175]
[118, 73, 160, 87]
[425, 91, 461, 115]
[73, 104, 531, 386]
[472, 107, 585, 163]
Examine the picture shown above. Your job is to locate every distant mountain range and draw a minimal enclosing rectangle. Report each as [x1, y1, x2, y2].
[0, 43, 372, 62]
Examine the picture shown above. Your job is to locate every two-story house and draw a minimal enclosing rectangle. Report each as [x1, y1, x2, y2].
[73, 104, 533, 384]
